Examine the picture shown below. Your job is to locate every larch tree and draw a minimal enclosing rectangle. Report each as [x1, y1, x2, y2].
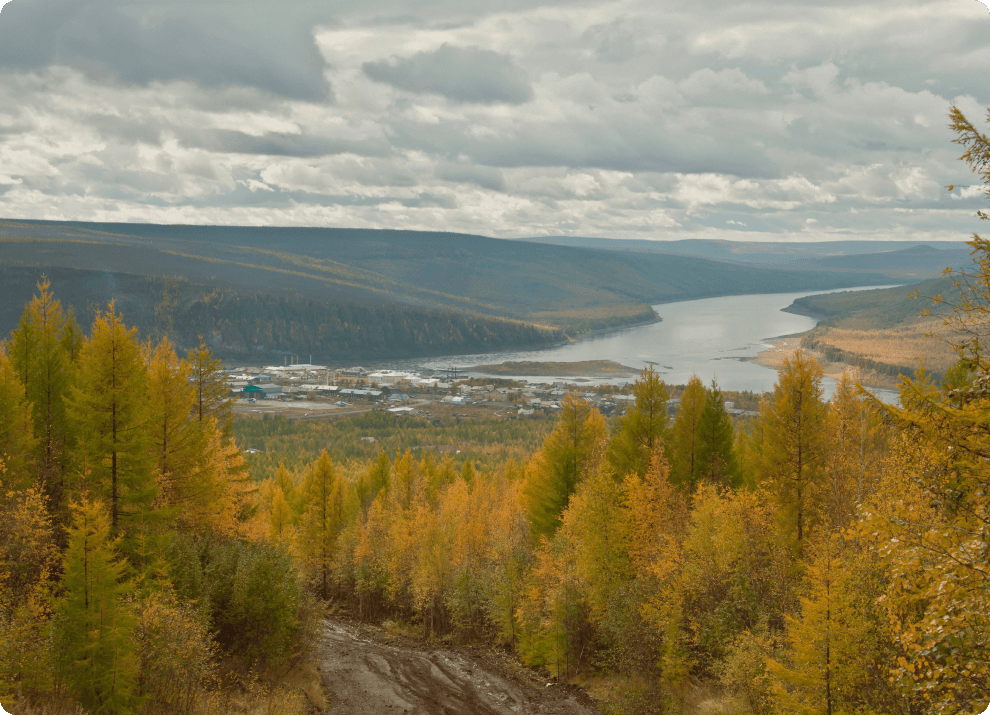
[299, 450, 344, 599]
[522, 393, 609, 540]
[695, 380, 741, 489]
[861, 104, 990, 713]
[755, 351, 827, 555]
[66, 302, 158, 556]
[57, 498, 140, 714]
[0, 343, 37, 494]
[187, 340, 232, 437]
[607, 364, 670, 479]
[145, 337, 204, 515]
[669, 375, 707, 492]
[6, 277, 74, 515]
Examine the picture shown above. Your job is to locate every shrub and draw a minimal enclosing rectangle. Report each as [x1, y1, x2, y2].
[168, 535, 302, 667]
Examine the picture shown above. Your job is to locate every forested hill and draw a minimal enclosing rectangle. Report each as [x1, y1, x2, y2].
[1, 218, 892, 361]
[0, 265, 565, 363]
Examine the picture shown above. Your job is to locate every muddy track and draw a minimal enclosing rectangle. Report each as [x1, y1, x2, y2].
[316, 619, 598, 714]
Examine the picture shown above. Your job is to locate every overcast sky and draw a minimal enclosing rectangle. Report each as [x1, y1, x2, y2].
[0, 0, 988, 242]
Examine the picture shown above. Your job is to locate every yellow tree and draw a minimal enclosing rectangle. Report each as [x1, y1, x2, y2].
[299, 450, 344, 598]
[823, 373, 885, 532]
[144, 337, 204, 515]
[768, 530, 898, 714]
[6, 277, 74, 514]
[0, 343, 37, 495]
[848, 105, 990, 713]
[66, 302, 158, 557]
[186, 340, 232, 436]
[607, 364, 670, 479]
[522, 393, 608, 540]
[669, 376, 707, 492]
[560, 467, 630, 622]
[755, 351, 827, 555]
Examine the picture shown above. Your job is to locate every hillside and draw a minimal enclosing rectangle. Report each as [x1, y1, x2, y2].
[775, 277, 963, 385]
[783, 276, 961, 329]
[1, 218, 894, 362]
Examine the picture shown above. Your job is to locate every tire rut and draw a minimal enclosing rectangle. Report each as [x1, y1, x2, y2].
[317, 619, 598, 714]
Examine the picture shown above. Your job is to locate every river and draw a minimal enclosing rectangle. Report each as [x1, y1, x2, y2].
[394, 286, 901, 400]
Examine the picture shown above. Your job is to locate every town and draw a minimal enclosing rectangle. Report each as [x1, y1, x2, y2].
[227, 363, 759, 423]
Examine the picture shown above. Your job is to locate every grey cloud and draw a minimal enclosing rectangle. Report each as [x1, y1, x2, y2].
[0, 0, 331, 101]
[392, 113, 781, 179]
[362, 44, 534, 104]
[178, 128, 392, 159]
[434, 162, 506, 191]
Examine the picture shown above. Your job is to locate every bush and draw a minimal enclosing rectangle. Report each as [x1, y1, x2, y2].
[133, 588, 215, 713]
[168, 535, 302, 666]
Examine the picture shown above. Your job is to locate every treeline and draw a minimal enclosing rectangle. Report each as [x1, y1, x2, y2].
[0, 279, 318, 713]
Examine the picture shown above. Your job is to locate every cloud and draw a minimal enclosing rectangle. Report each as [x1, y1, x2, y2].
[362, 44, 534, 104]
[0, 0, 987, 243]
[0, 0, 330, 100]
[435, 161, 506, 191]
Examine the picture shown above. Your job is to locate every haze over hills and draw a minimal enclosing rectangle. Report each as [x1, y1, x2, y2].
[1, 218, 897, 362]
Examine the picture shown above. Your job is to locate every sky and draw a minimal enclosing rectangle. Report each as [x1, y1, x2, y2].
[0, 0, 988, 243]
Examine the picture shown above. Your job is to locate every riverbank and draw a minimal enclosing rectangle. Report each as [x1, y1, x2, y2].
[750, 332, 906, 390]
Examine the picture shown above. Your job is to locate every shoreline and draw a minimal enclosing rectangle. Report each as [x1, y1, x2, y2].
[749, 332, 903, 391]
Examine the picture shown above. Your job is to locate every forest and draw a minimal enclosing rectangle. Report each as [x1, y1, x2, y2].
[1, 107, 989, 715]
[0, 267, 568, 364]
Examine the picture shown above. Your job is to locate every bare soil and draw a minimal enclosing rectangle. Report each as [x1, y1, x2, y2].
[316, 618, 599, 714]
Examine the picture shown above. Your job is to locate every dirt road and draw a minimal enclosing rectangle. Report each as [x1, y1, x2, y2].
[316, 619, 598, 714]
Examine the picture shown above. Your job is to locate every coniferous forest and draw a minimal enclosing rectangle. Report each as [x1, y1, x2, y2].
[1, 110, 989, 716]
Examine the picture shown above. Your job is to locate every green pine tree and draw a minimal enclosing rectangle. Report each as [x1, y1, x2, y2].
[606, 364, 670, 480]
[670, 375, 707, 492]
[695, 380, 741, 489]
[523, 393, 609, 540]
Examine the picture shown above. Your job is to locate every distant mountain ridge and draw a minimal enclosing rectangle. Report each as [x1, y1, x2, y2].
[1, 218, 895, 362]
[520, 235, 971, 276]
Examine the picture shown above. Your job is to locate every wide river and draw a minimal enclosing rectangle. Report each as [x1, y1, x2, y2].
[397, 286, 901, 400]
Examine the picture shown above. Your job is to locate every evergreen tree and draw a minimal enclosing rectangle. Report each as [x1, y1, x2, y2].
[66, 302, 158, 557]
[607, 365, 670, 479]
[669, 376, 706, 492]
[299, 450, 344, 598]
[57, 498, 140, 714]
[695, 380, 741, 489]
[522, 393, 608, 540]
[187, 340, 232, 437]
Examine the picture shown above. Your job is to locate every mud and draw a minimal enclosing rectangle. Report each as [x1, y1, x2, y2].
[316, 619, 599, 714]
